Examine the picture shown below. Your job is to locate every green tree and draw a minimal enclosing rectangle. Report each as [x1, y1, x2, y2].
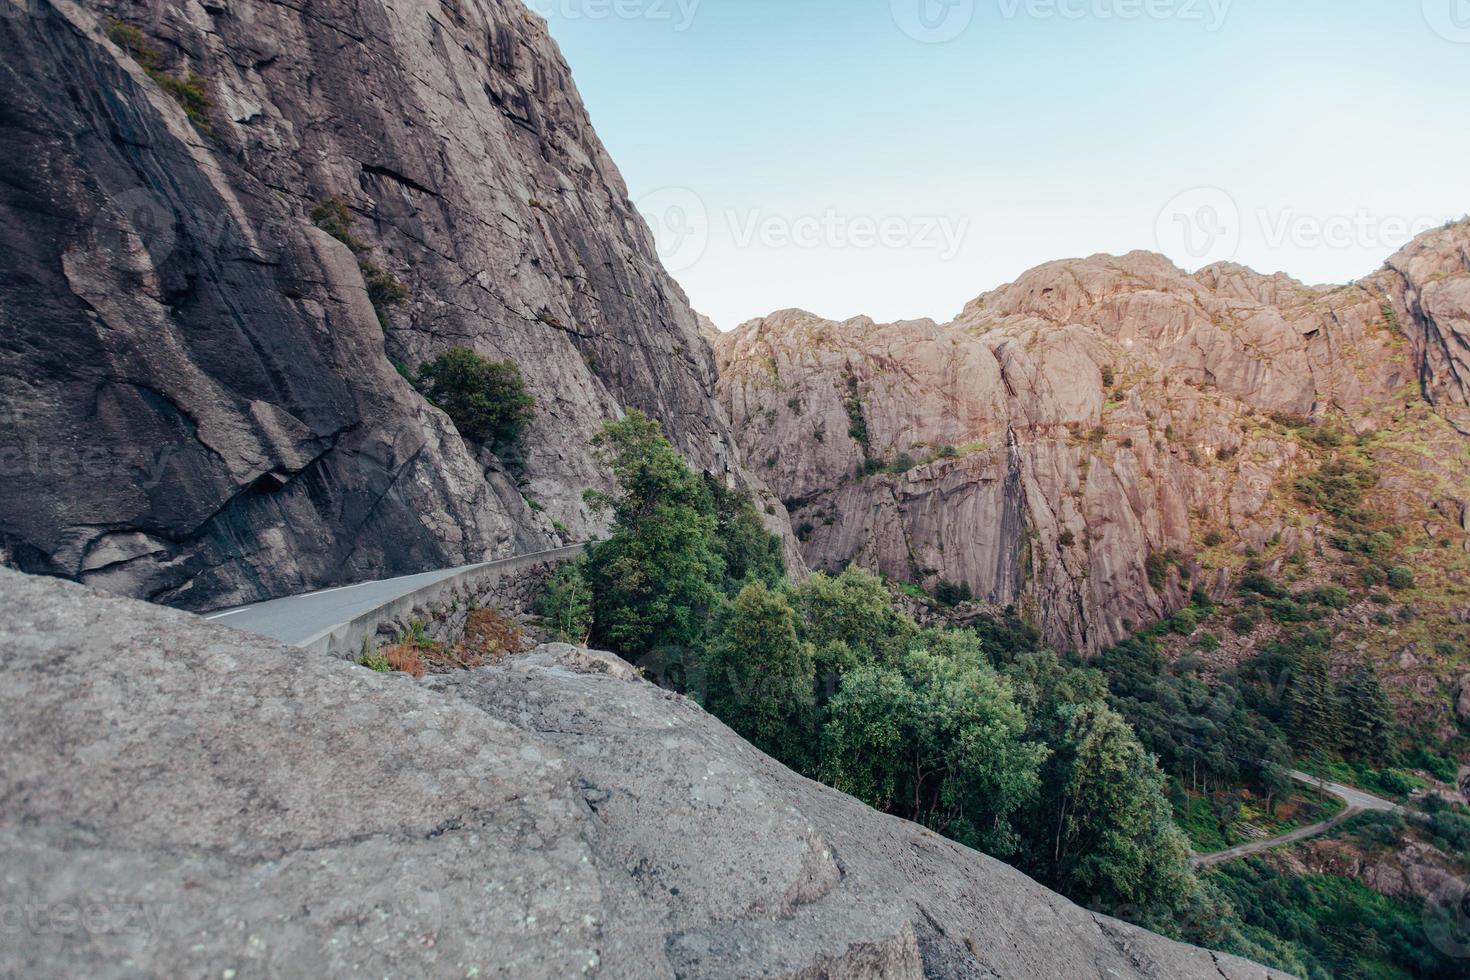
[1030, 701, 1197, 919]
[1287, 649, 1340, 755]
[706, 581, 816, 766]
[539, 559, 593, 645]
[416, 347, 535, 455]
[1338, 665, 1393, 762]
[791, 567, 917, 669]
[705, 475, 784, 591]
[583, 411, 724, 660]
[822, 648, 1046, 856]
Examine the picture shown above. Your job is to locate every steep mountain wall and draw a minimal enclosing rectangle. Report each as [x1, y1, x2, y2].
[0, 0, 768, 609]
[0, 567, 1283, 978]
[715, 224, 1470, 654]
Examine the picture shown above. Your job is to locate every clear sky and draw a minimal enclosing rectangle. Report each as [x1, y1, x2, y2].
[534, 0, 1470, 329]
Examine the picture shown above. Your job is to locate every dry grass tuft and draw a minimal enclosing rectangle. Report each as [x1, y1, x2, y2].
[381, 643, 425, 679]
[459, 608, 525, 665]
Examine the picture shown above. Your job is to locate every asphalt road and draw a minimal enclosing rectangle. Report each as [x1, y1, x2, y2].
[1192, 770, 1403, 869]
[202, 546, 584, 646]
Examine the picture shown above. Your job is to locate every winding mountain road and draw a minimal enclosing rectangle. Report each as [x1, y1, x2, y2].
[1192, 770, 1404, 868]
[202, 544, 585, 650]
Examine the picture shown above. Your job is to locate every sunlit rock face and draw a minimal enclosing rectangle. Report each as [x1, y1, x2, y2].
[716, 226, 1470, 652]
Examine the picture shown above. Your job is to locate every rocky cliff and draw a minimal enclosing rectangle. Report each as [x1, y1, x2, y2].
[0, 0, 768, 611]
[0, 567, 1283, 978]
[715, 222, 1470, 654]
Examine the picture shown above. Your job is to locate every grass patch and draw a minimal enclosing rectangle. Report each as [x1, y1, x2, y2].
[104, 18, 212, 129]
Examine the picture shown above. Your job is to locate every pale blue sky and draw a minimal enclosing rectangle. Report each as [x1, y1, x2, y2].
[535, 0, 1470, 328]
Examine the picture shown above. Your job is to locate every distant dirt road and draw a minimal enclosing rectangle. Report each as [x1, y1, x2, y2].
[1192, 770, 1403, 869]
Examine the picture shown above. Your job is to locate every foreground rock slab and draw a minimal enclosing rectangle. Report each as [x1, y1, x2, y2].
[0, 569, 1283, 978]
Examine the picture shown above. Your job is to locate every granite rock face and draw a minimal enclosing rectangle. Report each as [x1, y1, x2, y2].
[715, 224, 1470, 652]
[0, 0, 771, 610]
[0, 567, 1283, 979]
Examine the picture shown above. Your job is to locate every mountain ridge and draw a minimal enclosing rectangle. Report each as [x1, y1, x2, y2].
[714, 222, 1470, 669]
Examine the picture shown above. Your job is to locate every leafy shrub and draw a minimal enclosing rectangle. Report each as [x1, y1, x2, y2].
[1169, 608, 1198, 635]
[581, 411, 727, 660]
[1100, 364, 1116, 387]
[1239, 572, 1287, 599]
[886, 452, 917, 474]
[415, 347, 534, 454]
[1294, 457, 1378, 530]
[156, 73, 212, 127]
[1145, 552, 1169, 590]
[361, 262, 408, 309]
[1387, 566, 1415, 590]
[1058, 529, 1076, 547]
[934, 579, 973, 607]
[539, 560, 592, 645]
[358, 653, 393, 673]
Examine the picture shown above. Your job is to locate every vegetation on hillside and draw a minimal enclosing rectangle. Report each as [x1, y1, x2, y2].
[413, 347, 534, 468]
[540, 410, 1470, 977]
[551, 413, 1204, 927]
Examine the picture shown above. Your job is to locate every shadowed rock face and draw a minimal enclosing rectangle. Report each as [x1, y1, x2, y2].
[0, 0, 769, 610]
[715, 227, 1470, 652]
[0, 567, 1285, 979]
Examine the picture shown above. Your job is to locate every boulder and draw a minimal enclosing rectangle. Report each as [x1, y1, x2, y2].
[0, 568, 1284, 978]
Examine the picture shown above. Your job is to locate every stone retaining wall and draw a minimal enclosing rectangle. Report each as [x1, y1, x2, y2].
[302, 544, 586, 658]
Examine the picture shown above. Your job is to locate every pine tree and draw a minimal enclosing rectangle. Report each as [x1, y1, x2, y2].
[1339, 665, 1393, 763]
[1287, 649, 1341, 755]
